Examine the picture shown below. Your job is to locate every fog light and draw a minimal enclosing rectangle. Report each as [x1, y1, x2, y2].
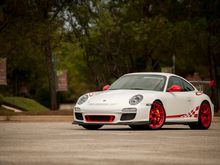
[122, 108, 137, 113]
[74, 107, 81, 112]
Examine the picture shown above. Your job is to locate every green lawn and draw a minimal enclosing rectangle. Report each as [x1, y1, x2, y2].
[0, 97, 49, 115]
[0, 96, 73, 116]
[3, 97, 48, 111]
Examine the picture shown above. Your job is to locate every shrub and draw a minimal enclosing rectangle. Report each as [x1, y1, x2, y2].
[3, 97, 48, 112]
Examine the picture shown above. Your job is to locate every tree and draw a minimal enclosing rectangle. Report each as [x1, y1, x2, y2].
[0, 0, 219, 112]
[0, 0, 68, 110]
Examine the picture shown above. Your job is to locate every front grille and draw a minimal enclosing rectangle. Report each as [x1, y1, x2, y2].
[120, 113, 136, 121]
[85, 115, 115, 122]
[75, 113, 83, 120]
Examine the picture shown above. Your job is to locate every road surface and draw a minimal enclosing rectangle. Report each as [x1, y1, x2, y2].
[0, 122, 220, 165]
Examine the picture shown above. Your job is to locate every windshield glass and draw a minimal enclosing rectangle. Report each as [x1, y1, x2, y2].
[109, 74, 166, 91]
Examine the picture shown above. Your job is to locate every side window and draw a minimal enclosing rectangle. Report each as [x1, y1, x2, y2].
[167, 76, 183, 91]
[182, 79, 195, 91]
[167, 76, 195, 92]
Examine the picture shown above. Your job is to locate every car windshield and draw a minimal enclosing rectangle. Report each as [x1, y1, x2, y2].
[109, 74, 166, 91]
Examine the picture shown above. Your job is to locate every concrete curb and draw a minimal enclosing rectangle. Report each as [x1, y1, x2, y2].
[0, 116, 73, 122]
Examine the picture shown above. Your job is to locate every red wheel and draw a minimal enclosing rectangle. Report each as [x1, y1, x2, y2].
[148, 101, 166, 130]
[199, 102, 212, 128]
[189, 101, 212, 129]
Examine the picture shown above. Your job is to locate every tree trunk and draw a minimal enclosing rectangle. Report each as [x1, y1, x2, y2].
[43, 36, 58, 110]
[208, 36, 219, 112]
[210, 54, 219, 112]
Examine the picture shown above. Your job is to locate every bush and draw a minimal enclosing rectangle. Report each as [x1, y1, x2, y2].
[33, 87, 50, 108]
[3, 97, 48, 112]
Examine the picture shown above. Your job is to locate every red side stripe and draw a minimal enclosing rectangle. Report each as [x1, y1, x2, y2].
[166, 114, 185, 118]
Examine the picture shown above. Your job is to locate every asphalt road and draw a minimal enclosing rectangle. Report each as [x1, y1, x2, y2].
[0, 122, 220, 165]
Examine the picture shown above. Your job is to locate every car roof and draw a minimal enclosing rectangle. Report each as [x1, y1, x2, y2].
[124, 72, 176, 77]
[123, 72, 196, 90]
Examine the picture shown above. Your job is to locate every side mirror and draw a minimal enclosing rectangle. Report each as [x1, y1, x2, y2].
[167, 85, 182, 92]
[102, 85, 110, 91]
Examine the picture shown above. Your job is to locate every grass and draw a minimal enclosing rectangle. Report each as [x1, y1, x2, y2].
[3, 97, 49, 112]
[0, 96, 73, 116]
[0, 97, 49, 115]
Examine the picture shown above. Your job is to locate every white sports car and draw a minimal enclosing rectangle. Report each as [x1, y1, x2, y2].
[74, 72, 214, 130]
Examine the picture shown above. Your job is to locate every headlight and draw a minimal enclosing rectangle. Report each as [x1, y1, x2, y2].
[129, 94, 143, 105]
[77, 94, 89, 105]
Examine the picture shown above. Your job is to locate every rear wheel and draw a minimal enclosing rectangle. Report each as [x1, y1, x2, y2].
[147, 101, 166, 130]
[189, 101, 212, 129]
[81, 124, 103, 130]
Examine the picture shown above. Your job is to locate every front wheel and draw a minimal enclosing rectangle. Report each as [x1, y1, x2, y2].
[81, 124, 103, 130]
[189, 101, 212, 129]
[147, 101, 166, 130]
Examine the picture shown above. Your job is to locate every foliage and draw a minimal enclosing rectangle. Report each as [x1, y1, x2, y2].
[3, 97, 49, 112]
[0, 0, 220, 110]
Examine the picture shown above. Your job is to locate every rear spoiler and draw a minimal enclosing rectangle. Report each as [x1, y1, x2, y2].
[190, 80, 214, 93]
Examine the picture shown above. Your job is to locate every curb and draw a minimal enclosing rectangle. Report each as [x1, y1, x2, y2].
[0, 116, 73, 122]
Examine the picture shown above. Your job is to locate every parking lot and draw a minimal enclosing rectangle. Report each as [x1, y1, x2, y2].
[0, 122, 220, 165]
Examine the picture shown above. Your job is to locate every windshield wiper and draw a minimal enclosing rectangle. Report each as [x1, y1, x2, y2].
[129, 88, 144, 90]
[109, 88, 144, 90]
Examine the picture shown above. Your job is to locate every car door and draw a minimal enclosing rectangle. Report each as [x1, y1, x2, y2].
[164, 76, 195, 121]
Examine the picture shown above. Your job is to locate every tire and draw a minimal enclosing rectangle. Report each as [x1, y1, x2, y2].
[147, 101, 166, 130]
[189, 101, 212, 130]
[81, 124, 103, 130]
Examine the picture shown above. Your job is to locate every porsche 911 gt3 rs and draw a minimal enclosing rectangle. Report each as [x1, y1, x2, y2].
[73, 72, 214, 130]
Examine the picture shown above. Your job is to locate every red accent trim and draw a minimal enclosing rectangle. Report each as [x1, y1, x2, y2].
[102, 85, 110, 91]
[194, 114, 198, 118]
[166, 106, 200, 118]
[166, 114, 185, 118]
[167, 85, 182, 92]
[85, 115, 115, 122]
[209, 80, 214, 88]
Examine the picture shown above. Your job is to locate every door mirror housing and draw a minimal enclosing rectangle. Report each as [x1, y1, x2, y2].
[167, 85, 182, 92]
[102, 85, 110, 91]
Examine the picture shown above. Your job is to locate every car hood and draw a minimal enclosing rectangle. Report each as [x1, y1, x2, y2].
[88, 90, 157, 105]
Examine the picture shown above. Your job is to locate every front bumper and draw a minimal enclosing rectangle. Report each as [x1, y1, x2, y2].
[73, 105, 150, 125]
[73, 120, 149, 125]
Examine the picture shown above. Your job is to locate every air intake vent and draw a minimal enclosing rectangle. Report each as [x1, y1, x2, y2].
[120, 113, 136, 121]
[75, 113, 83, 120]
[85, 115, 115, 122]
